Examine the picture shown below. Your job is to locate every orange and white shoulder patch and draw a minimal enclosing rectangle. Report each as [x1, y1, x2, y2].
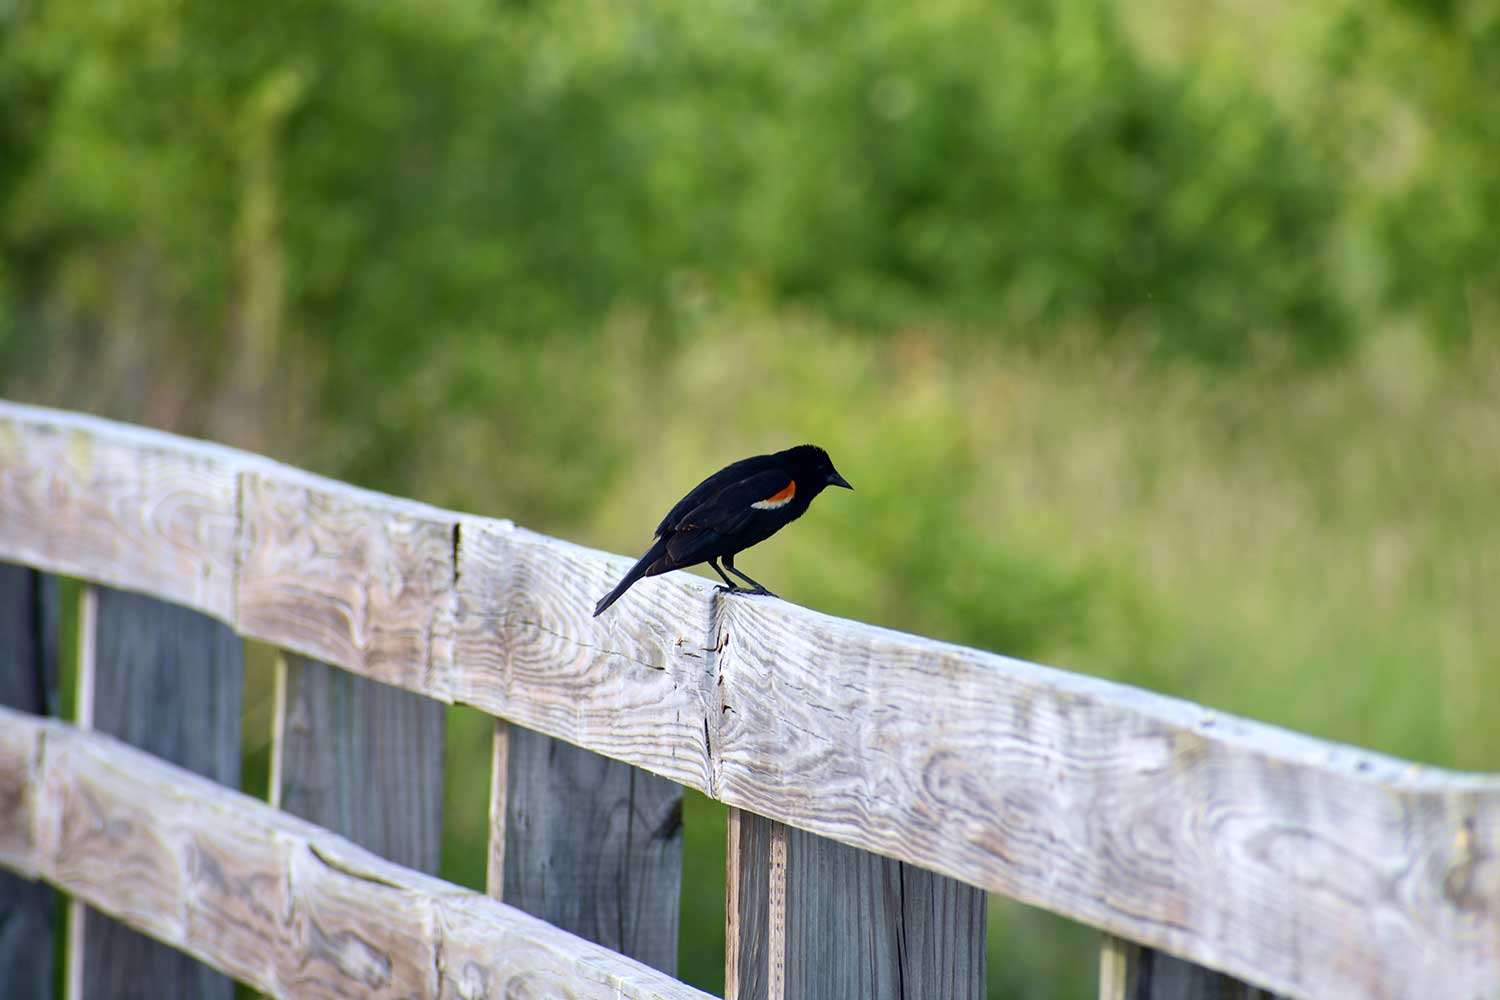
[751, 480, 796, 510]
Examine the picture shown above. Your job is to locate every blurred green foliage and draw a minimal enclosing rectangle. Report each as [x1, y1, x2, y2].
[3, 0, 1497, 996]
[4, 0, 1497, 397]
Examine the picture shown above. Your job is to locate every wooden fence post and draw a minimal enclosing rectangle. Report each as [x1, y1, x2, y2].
[0, 563, 59, 1000]
[725, 809, 783, 1000]
[70, 586, 242, 1000]
[271, 652, 445, 873]
[727, 809, 986, 1000]
[493, 725, 684, 976]
[1099, 936, 1281, 1000]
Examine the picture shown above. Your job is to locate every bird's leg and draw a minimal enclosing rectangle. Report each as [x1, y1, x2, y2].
[708, 558, 743, 593]
[723, 554, 777, 598]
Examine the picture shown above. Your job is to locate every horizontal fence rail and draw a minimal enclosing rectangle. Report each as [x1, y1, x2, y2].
[3, 399, 1499, 999]
[0, 708, 711, 1000]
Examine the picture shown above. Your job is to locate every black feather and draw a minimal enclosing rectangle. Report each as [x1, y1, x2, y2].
[594, 445, 851, 616]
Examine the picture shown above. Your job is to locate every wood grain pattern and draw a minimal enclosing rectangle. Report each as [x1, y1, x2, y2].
[79, 587, 243, 999]
[502, 723, 684, 976]
[724, 809, 750, 1000]
[435, 887, 707, 1000]
[90, 588, 243, 779]
[6, 709, 715, 1000]
[767, 821, 786, 1000]
[878, 846, 986, 999]
[461, 524, 688, 976]
[0, 717, 39, 874]
[783, 828, 912, 999]
[5, 403, 1500, 999]
[237, 467, 458, 696]
[274, 652, 445, 874]
[713, 598, 1500, 1000]
[1100, 937, 1281, 1000]
[453, 521, 718, 793]
[280, 837, 440, 999]
[0, 401, 246, 621]
[725, 809, 777, 1000]
[728, 809, 985, 1000]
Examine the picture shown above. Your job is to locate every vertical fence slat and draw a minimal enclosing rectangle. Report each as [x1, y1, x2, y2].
[500, 725, 684, 976]
[891, 844, 988, 996]
[75, 587, 242, 999]
[725, 809, 782, 1000]
[0, 565, 59, 713]
[272, 652, 444, 873]
[728, 811, 985, 1000]
[0, 564, 58, 1000]
[64, 585, 96, 1000]
[1100, 936, 1282, 1000]
[486, 718, 510, 899]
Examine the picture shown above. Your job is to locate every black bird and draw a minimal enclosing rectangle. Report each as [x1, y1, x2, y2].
[593, 444, 852, 616]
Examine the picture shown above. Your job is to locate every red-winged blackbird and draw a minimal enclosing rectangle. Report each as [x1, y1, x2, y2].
[593, 444, 852, 616]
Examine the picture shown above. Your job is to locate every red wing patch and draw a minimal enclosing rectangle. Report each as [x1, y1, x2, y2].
[751, 480, 796, 510]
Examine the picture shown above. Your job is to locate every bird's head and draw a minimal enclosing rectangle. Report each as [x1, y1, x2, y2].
[782, 444, 853, 494]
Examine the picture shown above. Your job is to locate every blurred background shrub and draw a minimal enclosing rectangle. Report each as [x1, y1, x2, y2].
[2, 0, 1496, 995]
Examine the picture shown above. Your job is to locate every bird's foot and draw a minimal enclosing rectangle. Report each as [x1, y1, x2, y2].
[714, 583, 777, 598]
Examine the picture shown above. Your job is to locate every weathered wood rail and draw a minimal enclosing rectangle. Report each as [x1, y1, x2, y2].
[1, 399, 1497, 999]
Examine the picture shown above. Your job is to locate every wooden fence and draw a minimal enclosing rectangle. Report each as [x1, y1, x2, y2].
[0, 398, 1496, 1000]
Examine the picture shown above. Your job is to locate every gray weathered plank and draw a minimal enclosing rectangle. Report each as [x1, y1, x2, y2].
[462, 520, 690, 976]
[875, 845, 987, 999]
[78, 587, 243, 1000]
[453, 520, 717, 792]
[452, 517, 1500, 1000]
[727, 808, 984, 1000]
[237, 467, 458, 696]
[1100, 936, 1281, 1000]
[4, 404, 1500, 998]
[0, 563, 57, 1000]
[725, 809, 780, 1000]
[0, 708, 41, 874]
[712, 598, 1500, 1000]
[272, 652, 445, 874]
[3, 708, 714, 1000]
[502, 723, 684, 976]
[0, 401, 245, 621]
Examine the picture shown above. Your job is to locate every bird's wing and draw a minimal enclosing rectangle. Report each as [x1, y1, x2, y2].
[659, 468, 795, 569]
[677, 469, 793, 535]
[655, 453, 776, 536]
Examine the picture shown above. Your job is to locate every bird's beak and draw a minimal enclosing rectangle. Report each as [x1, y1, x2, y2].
[828, 470, 853, 490]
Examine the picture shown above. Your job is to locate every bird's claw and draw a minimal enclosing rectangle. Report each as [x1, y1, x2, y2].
[714, 584, 778, 599]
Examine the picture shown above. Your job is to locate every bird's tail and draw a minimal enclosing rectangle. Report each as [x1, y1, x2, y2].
[593, 537, 669, 617]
